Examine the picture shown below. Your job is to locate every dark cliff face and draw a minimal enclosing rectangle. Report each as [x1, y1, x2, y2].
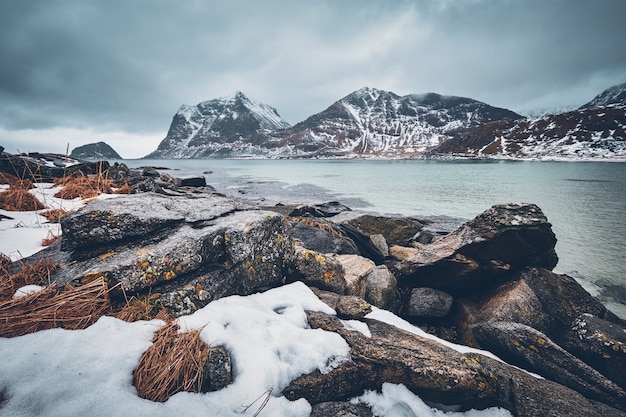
[70, 142, 122, 159]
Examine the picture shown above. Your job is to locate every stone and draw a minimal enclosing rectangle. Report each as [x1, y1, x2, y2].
[369, 234, 389, 257]
[335, 255, 376, 298]
[309, 287, 372, 320]
[473, 321, 626, 410]
[180, 176, 207, 187]
[289, 201, 353, 217]
[388, 245, 419, 261]
[0, 152, 109, 182]
[397, 203, 558, 294]
[289, 219, 359, 255]
[363, 266, 400, 313]
[33, 193, 294, 316]
[283, 311, 626, 416]
[562, 313, 626, 390]
[202, 345, 232, 392]
[338, 223, 385, 265]
[334, 213, 424, 246]
[405, 287, 454, 319]
[291, 246, 347, 294]
[310, 401, 373, 417]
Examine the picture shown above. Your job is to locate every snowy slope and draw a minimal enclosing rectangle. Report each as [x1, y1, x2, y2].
[580, 83, 626, 110]
[147, 92, 291, 158]
[434, 99, 626, 160]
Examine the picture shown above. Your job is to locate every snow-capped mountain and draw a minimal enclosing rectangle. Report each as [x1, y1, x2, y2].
[146, 92, 291, 158]
[70, 141, 122, 160]
[580, 82, 626, 110]
[147, 88, 521, 158]
[432, 84, 626, 160]
[267, 87, 522, 157]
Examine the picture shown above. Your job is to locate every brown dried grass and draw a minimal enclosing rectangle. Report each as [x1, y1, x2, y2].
[0, 277, 111, 337]
[39, 208, 73, 223]
[114, 294, 173, 323]
[133, 322, 211, 402]
[0, 187, 45, 211]
[53, 175, 114, 200]
[0, 258, 56, 300]
[0, 172, 34, 189]
[41, 231, 59, 247]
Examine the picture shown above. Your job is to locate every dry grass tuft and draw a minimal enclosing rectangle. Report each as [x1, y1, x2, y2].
[53, 175, 114, 200]
[0, 276, 111, 337]
[133, 322, 211, 402]
[114, 294, 173, 323]
[0, 258, 56, 300]
[113, 183, 133, 195]
[39, 208, 73, 223]
[41, 231, 59, 247]
[288, 216, 344, 238]
[0, 187, 45, 211]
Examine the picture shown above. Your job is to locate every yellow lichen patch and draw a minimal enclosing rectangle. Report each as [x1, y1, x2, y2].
[612, 345, 620, 352]
[529, 345, 539, 353]
[537, 338, 546, 346]
[136, 249, 150, 256]
[245, 260, 256, 275]
[603, 353, 612, 359]
[477, 381, 487, 391]
[138, 260, 150, 270]
[164, 270, 176, 281]
[99, 252, 117, 260]
[513, 339, 521, 347]
[323, 269, 335, 282]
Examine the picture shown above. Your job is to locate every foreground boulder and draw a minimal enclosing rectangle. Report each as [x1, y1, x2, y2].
[283, 310, 626, 416]
[395, 203, 558, 294]
[33, 193, 294, 316]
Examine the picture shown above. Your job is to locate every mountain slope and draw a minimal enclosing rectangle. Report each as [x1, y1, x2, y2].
[432, 83, 626, 159]
[147, 87, 522, 159]
[269, 87, 522, 157]
[146, 92, 291, 158]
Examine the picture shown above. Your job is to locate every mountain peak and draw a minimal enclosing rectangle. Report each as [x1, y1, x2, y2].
[580, 82, 626, 109]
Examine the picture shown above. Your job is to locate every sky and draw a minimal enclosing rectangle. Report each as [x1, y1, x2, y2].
[1, 0, 625, 159]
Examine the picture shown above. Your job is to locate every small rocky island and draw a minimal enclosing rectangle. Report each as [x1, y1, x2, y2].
[2, 154, 625, 417]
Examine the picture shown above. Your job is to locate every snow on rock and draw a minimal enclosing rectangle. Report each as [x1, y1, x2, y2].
[12, 285, 43, 298]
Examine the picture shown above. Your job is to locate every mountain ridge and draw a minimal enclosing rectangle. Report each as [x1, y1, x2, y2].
[145, 84, 626, 160]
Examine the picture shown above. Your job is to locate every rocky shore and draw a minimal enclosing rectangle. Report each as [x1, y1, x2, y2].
[2, 154, 626, 416]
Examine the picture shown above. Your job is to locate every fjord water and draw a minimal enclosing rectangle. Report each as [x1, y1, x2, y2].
[132, 159, 626, 318]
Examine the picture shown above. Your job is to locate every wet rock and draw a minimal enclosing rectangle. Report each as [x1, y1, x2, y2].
[179, 176, 206, 187]
[473, 321, 626, 410]
[291, 246, 347, 294]
[363, 266, 400, 313]
[405, 287, 454, 319]
[397, 203, 558, 294]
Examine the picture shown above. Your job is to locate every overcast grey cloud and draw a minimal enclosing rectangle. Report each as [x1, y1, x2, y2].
[1, 0, 625, 158]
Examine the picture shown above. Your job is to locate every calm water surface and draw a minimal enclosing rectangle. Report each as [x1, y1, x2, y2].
[128, 159, 626, 318]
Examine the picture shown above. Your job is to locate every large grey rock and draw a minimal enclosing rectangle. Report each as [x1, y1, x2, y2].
[310, 287, 372, 320]
[0, 152, 109, 181]
[363, 266, 400, 313]
[405, 287, 454, 319]
[289, 219, 359, 255]
[335, 255, 376, 298]
[282, 311, 626, 416]
[457, 267, 626, 391]
[60, 193, 246, 250]
[290, 246, 347, 294]
[397, 203, 558, 294]
[473, 321, 626, 410]
[333, 213, 424, 246]
[38, 193, 294, 316]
